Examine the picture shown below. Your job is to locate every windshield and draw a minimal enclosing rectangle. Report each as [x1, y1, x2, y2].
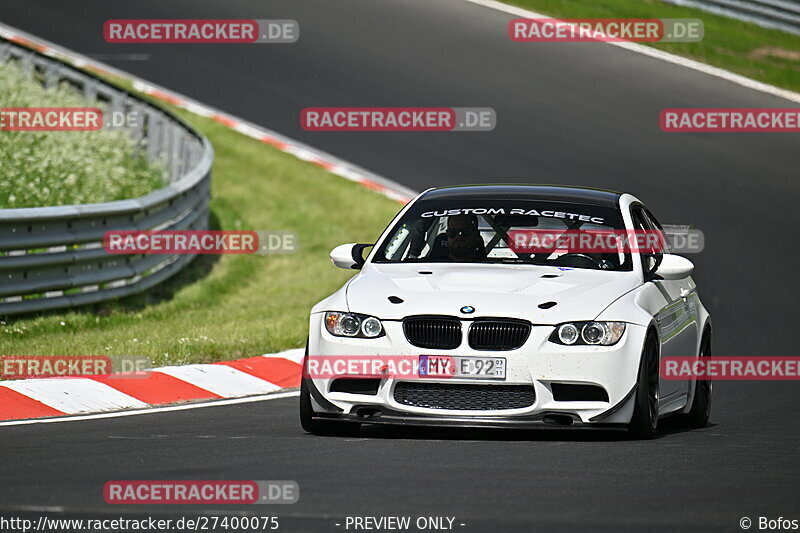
[373, 198, 632, 271]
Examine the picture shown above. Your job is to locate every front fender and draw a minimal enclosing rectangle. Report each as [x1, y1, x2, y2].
[594, 284, 659, 326]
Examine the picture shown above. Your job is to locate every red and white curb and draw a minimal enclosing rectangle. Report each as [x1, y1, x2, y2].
[0, 349, 304, 422]
[0, 23, 417, 205]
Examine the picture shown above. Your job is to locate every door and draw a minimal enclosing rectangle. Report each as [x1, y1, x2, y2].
[631, 206, 699, 407]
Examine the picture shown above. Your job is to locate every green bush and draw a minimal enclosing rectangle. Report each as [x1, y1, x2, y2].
[0, 61, 165, 208]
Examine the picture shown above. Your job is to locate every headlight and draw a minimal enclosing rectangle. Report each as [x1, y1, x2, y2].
[325, 312, 385, 338]
[549, 321, 625, 346]
[361, 317, 383, 338]
[557, 323, 579, 345]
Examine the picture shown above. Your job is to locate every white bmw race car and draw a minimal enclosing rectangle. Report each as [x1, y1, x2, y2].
[300, 185, 711, 438]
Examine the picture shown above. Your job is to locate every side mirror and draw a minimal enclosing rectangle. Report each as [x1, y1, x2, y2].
[654, 254, 694, 280]
[330, 243, 371, 270]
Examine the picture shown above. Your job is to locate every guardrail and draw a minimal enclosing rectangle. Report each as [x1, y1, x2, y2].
[663, 0, 800, 35]
[0, 37, 213, 316]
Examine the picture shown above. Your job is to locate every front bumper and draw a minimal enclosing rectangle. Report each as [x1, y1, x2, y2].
[310, 397, 632, 430]
[307, 313, 647, 426]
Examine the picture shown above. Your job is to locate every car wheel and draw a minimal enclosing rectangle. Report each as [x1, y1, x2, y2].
[628, 334, 659, 440]
[676, 329, 712, 428]
[299, 344, 361, 437]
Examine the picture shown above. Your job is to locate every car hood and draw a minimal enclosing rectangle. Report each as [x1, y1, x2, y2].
[345, 263, 640, 324]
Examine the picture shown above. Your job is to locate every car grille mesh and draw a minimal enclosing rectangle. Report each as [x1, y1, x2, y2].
[468, 320, 531, 350]
[403, 317, 462, 349]
[394, 382, 536, 410]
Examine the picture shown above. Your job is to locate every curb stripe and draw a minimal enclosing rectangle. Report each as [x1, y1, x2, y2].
[212, 114, 238, 128]
[263, 348, 305, 364]
[0, 379, 148, 415]
[89, 372, 222, 405]
[0, 387, 64, 420]
[218, 357, 302, 389]
[149, 89, 184, 106]
[153, 365, 282, 397]
[260, 136, 289, 150]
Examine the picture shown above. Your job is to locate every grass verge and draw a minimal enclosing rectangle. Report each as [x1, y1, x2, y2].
[503, 0, 800, 93]
[0, 105, 400, 365]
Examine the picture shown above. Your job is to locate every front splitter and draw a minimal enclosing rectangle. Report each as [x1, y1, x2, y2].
[314, 408, 627, 430]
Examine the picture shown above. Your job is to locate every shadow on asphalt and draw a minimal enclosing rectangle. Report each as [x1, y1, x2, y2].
[320, 418, 717, 443]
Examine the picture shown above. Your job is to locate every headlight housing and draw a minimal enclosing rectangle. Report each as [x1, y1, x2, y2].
[324, 312, 385, 338]
[549, 321, 625, 346]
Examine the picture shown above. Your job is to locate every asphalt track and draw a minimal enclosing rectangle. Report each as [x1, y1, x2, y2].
[1, 0, 799, 531]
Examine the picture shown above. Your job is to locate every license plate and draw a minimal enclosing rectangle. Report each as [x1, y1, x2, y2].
[419, 355, 506, 380]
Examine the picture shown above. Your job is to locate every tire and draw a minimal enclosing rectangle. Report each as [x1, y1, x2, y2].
[299, 345, 361, 437]
[628, 334, 660, 440]
[675, 329, 712, 428]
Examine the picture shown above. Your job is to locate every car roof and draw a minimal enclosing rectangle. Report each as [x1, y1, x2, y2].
[418, 184, 623, 208]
